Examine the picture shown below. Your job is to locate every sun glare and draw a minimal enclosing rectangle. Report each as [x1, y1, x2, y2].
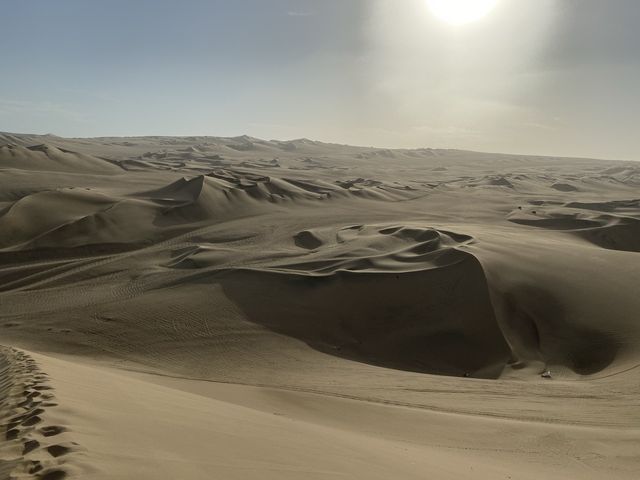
[426, 0, 499, 26]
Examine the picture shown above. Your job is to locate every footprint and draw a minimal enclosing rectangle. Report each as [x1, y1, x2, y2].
[7, 420, 21, 431]
[39, 469, 67, 480]
[46, 445, 71, 458]
[18, 398, 41, 409]
[40, 426, 66, 437]
[2, 350, 78, 477]
[23, 439, 40, 454]
[28, 460, 43, 474]
[21, 415, 42, 427]
[16, 408, 45, 421]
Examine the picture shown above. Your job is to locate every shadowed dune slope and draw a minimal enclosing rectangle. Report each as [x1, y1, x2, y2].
[0, 188, 160, 251]
[129, 223, 513, 378]
[508, 199, 640, 252]
[220, 261, 511, 379]
[471, 229, 640, 377]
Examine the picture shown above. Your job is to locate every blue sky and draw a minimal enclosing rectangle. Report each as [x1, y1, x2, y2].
[1, 0, 639, 160]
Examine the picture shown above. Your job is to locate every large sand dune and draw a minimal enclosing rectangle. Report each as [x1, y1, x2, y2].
[0, 132, 638, 479]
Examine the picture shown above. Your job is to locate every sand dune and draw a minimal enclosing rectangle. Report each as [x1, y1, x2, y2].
[507, 199, 640, 252]
[0, 132, 639, 479]
[219, 260, 510, 378]
[0, 143, 122, 174]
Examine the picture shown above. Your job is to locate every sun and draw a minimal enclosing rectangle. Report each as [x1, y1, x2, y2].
[426, 0, 499, 26]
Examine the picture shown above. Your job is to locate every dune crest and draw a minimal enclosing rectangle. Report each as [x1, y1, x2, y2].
[0, 143, 121, 174]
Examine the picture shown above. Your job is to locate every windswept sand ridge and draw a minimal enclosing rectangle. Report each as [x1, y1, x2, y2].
[599, 165, 640, 185]
[0, 144, 121, 175]
[0, 188, 117, 249]
[279, 224, 473, 272]
[0, 169, 421, 252]
[0, 189, 158, 252]
[0, 134, 63, 148]
[0, 348, 78, 480]
[507, 198, 640, 252]
[145, 171, 420, 206]
[465, 175, 515, 189]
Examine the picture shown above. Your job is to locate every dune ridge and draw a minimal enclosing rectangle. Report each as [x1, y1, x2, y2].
[508, 199, 640, 252]
[0, 143, 121, 174]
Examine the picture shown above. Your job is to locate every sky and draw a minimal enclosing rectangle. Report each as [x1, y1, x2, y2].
[1, 0, 639, 160]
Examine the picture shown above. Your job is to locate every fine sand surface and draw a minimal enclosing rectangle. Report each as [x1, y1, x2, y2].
[0, 132, 639, 478]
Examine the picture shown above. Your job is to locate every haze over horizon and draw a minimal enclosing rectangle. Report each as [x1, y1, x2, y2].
[2, 0, 639, 161]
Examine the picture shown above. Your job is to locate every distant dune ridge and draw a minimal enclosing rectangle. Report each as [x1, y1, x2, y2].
[0, 132, 638, 479]
[0, 142, 122, 174]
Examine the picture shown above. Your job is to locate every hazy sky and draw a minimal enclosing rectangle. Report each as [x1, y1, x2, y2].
[1, 0, 639, 160]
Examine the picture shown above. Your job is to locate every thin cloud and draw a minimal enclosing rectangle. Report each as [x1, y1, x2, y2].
[287, 10, 315, 17]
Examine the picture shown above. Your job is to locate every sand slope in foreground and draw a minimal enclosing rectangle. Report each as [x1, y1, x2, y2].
[14, 351, 636, 480]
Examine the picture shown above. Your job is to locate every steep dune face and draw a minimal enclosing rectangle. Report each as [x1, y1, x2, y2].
[221, 262, 510, 379]
[215, 224, 509, 378]
[491, 282, 619, 375]
[472, 230, 640, 376]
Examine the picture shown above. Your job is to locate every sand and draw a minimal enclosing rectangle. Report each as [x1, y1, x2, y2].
[0, 132, 638, 479]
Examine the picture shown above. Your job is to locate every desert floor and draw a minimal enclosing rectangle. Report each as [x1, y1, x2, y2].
[0, 132, 639, 479]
